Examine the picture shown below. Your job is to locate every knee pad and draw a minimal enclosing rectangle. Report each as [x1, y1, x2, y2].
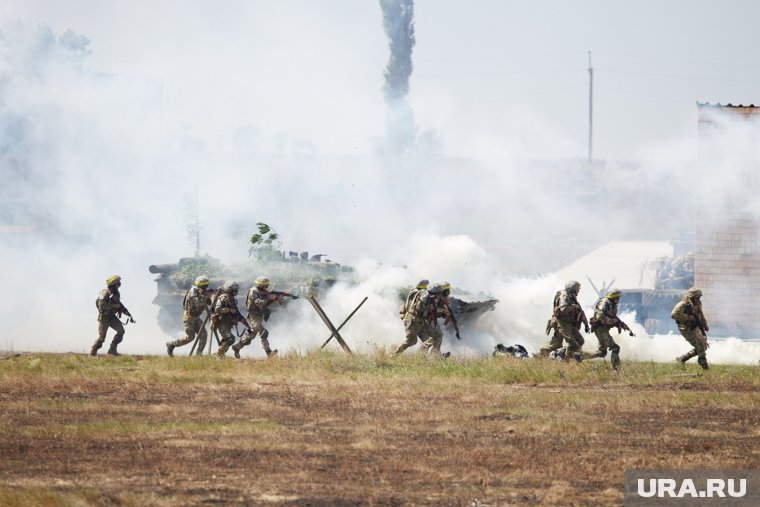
[611, 344, 621, 355]
[260, 329, 269, 340]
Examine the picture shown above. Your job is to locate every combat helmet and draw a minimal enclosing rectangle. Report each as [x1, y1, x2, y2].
[223, 281, 239, 294]
[687, 287, 703, 299]
[194, 275, 210, 287]
[106, 275, 121, 287]
[255, 277, 270, 288]
[428, 283, 442, 295]
[606, 288, 622, 299]
[565, 280, 581, 293]
[415, 279, 429, 289]
[440, 281, 451, 296]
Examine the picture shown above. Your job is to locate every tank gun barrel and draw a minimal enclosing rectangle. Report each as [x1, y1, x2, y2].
[149, 264, 179, 275]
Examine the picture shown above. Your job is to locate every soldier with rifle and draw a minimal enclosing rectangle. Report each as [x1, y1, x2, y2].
[166, 275, 213, 357]
[232, 277, 298, 358]
[91, 275, 135, 357]
[395, 283, 442, 355]
[421, 281, 459, 357]
[542, 280, 589, 361]
[589, 288, 634, 370]
[671, 287, 710, 369]
[212, 281, 250, 358]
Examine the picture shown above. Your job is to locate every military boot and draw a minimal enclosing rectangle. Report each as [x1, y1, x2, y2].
[611, 353, 621, 371]
[107, 345, 120, 357]
[166, 342, 175, 357]
[677, 350, 697, 367]
[266, 348, 278, 358]
[90, 344, 101, 357]
[698, 357, 709, 370]
[231, 343, 242, 359]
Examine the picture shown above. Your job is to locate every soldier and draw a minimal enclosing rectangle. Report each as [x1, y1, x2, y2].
[588, 288, 633, 370]
[421, 281, 459, 357]
[232, 277, 293, 358]
[395, 283, 442, 355]
[91, 275, 134, 356]
[399, 279, 429, 319]
[671, 287, 710, 369]
[166, 276, 212, 357]
[212, 281, 247, 358]
[543, 280, 589, 361]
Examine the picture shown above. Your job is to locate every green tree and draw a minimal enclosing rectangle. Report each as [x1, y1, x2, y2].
[248, 222, 281, 262]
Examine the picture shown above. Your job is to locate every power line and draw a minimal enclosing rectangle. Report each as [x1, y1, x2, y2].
[597, 68, 760, 86]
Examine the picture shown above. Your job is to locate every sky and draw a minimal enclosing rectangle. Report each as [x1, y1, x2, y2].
[2, 0, 759, 160]
[1, 1, 759, 360]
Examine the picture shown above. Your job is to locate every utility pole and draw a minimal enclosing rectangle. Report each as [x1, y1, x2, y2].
[588, 51, 594, 165]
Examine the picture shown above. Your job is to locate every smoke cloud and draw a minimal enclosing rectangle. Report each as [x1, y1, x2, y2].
[0, 14, 758, 366]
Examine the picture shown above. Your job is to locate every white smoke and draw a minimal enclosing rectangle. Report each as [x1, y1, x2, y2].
[0, 15, 759, 366]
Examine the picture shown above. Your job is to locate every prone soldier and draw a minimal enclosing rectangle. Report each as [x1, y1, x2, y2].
[166, 275, 213, 357]
[91, 275, 134, 357]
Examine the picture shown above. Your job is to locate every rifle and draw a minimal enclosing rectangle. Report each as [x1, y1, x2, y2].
[616, 318, 635, 337]
[442, 301, 461, 340]
[268, 290, 299, 301]
[232, 307, 252, 334]
[117, 303, 136, 324]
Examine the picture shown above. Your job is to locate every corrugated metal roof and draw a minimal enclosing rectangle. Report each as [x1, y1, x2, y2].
[697, 102, 756, 108]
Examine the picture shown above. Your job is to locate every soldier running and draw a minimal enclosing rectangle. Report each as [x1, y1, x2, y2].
[554, 280, 590, 361]
[671, 287, 710, 370]
[395, 282, 442, 355]
[212, 281, 247, 358]
[421, 281, 459, 357]
[233, 277, 296, 358]
[166, 276, 212, 357]
[588, 288, 634, 370]
[91, 275, 134, 357]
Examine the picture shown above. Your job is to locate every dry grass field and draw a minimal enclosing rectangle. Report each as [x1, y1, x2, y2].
[0, 351, 758, 506]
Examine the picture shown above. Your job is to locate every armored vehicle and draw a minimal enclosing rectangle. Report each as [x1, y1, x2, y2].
[150, 254, 499, 337]
[149, 252, 353, 336]
[617, 253, 694, 334]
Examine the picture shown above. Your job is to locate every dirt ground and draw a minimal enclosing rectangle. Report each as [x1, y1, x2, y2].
[0, 353, 758, 506]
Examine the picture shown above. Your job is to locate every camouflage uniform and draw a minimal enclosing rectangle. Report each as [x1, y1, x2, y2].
[555, 281, 588, 360]
[540, 282, 587, 359]
[91, 276, 129, 356]
[233, 284, 278, 358]
[395, 285, 440, 354]
[212, 283, 242, 358]
[421, 291, 456, 356]
[167, 284, 210, 356]
[539, 317, 563, 357]
[589, 290, 623, 370]
[671, 287, 709, 369]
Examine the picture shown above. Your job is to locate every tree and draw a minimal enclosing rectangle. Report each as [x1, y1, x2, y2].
[248, 222, 281, 262]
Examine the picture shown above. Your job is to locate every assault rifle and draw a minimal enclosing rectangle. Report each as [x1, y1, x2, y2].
[117, 303, 136, 324]
[616, 318, 635, 337]
[442, 301, 461, 340]
[232, 307, 252, 334]
[267, 290, 299, 301]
